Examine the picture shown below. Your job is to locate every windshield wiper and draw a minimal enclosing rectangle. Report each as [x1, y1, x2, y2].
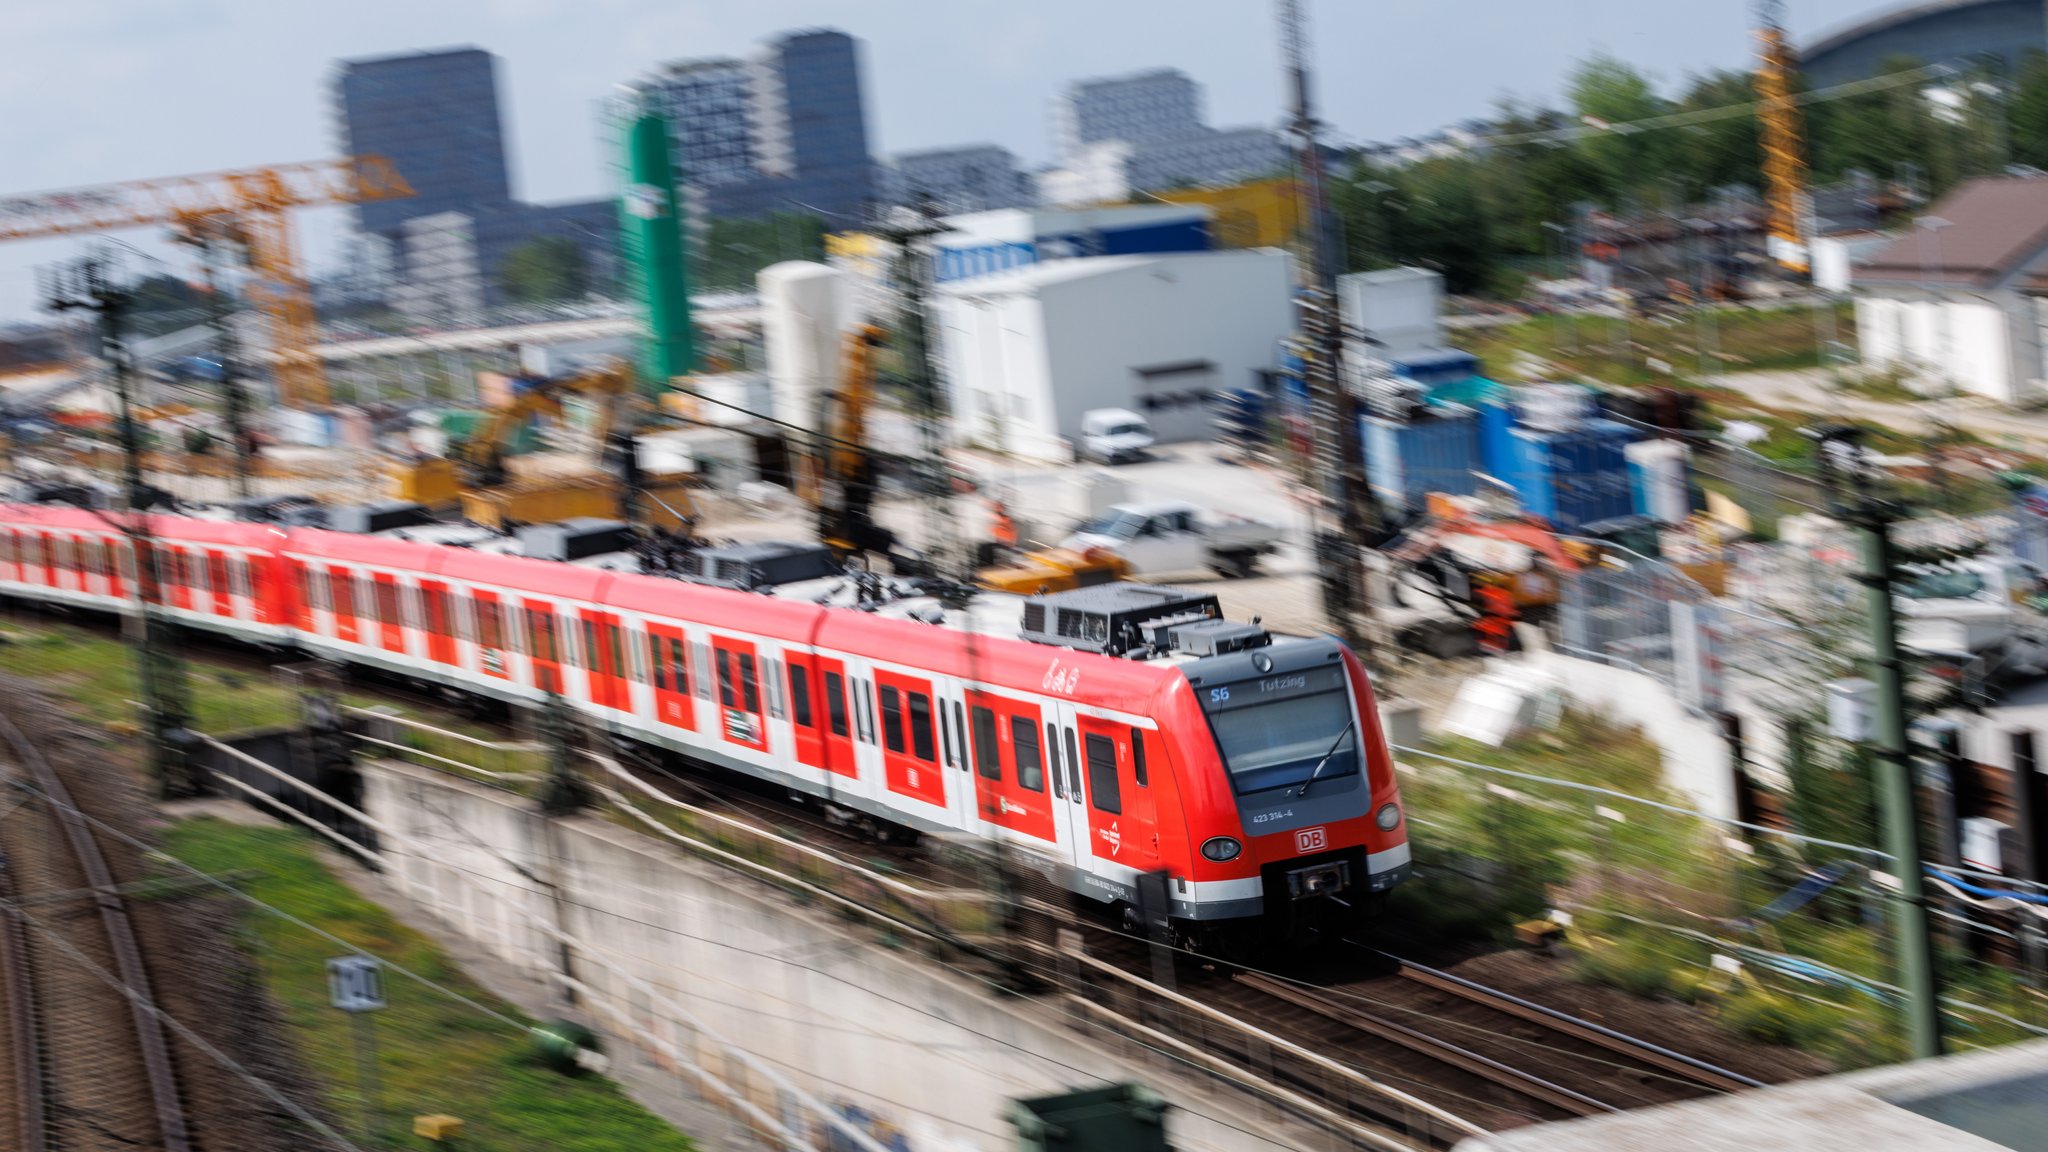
[1294, 720, 1356, 799]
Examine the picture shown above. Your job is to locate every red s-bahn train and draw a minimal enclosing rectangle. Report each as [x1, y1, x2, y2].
[0, 504, 1410, 938]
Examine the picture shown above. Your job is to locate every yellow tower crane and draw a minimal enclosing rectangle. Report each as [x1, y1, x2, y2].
[1755, 0, 1811, 275]
[0, 158, 412, 408]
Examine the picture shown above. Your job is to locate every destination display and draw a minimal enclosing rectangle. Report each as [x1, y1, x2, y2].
[1197, 665, 1348, 715]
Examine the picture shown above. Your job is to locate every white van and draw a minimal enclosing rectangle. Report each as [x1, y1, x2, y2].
[1078, 408, 1156, 464]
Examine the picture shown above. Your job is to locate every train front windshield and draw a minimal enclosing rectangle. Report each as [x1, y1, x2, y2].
[1201, 666, 1360, 795]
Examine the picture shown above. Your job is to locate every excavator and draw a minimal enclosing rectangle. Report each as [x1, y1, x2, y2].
[800, 323, 1129, 590]
[391, 358, 695, 530]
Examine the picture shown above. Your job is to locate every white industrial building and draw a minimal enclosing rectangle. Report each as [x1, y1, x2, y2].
[935, 247, 1294, 461]
[1853, 175, 2048, 402]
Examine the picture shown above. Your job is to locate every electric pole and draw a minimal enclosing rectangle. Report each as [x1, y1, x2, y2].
[175, 223, 258, 500]
[877, 198, 966, 589]
[1813, 424, 1942, 1059]
[40, 247, 202, 798]
[1278, 0, 1381, 657]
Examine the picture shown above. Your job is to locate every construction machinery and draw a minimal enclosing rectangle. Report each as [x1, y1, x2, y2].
[0, 158, 413, 408]
[1755, 0, 1811, 275]
[805, 323, 901, 563]
[391, 358, 696, 531]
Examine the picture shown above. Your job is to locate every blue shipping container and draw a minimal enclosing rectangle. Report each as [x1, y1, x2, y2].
[1505, 419, 1638, 532]
[1477, 401, 1517, 485]
[1364, 412, 1483, 515]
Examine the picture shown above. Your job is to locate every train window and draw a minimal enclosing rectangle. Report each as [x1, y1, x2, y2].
[358, 578, 378, 622]
[581, 619, 598, 670]
[937, 698, 955, 767]
[376, 582, 401, 629]
[649, 636, 667, 689]
[669, 638, 689, 694]
[907, 693, 936, 762]
[763, 658, 783, 719]
[1063, 728, 1082, 800]
[230, 559, 252, 599]
[451, 595, 472, 642]
[477, 600, 502, 650]
[425, 589, 450, 637]
[715, 649, 735, 707]
[856, 681, 875, 744]
[1012, 718, 1044, 792]
[823, 671, 848, 737]
[971, 706, 1001, 781]
[607, 624, 626, 680]
[1085, 734, 1121, 815]
[879, 686, 905, 754]
[527, 608, 557, 662]
[1131, 727, 1149, 787]
[740, 653, 761, 711]
[210, 555, 229, 598]
[788, 663, 812, 728]
[1046, 723, 1065, 798]
[692, 642, 713, 699]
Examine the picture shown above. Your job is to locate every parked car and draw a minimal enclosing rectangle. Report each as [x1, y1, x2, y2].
[1061, 500, 1283, 579]
[1078, 408, 1156, 464]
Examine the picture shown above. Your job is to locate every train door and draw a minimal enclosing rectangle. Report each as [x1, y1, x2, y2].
[783, 652, 825, 771]
[522, 600, 563, 694]
[470, 590, 513, 682]
[418, 580, 458, 666]
[371, 574, 407, 654]
[965, 693, 1057, 844]
[578, 610, 629, 714]
[1074, 715, 1159, 874]
[645, 623, 695, 731]
[207, 550, 232, 617]
[873, 669, 945, 813]
[709, 635, 769, 753]
[812, 655, 858, 780]
[324, 566, 359, 646]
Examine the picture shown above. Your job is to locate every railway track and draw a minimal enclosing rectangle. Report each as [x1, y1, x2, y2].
[1072, 924, 1767, 1144]
[0, 707, 192, 1152]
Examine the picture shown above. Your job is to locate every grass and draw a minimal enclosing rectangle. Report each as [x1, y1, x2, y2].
[164, 818, 696, 1152]
[1396, 711, 2048, 1070]
[1451, 301, 1857, 390]
[0, 616, 528, 757]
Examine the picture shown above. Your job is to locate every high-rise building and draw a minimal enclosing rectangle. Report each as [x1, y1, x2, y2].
[634, 28, 877, 225]
[642, 58, 762, 188]
[335, 46, 619, 312]
[1044, 67, 1282, 205]
[885, 145, 1034, 214]
[332, 48, 515, 244]
[1053, 69, 1204, 161]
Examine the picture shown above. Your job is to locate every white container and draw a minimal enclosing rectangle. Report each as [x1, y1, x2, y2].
[690, 372, 773, 429]
[759, 261, 848, 433]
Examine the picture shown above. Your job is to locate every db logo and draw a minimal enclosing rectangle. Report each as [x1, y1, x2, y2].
[1296, 827, 1327, 853]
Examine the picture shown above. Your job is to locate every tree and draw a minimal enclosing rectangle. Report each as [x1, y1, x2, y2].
[1671, 69, 1764, 202]
[695, 212, 828, 292]
[2009, 51, 2048, 170]
[498, 236, 590, 304]
[1568, 54, 1676, 208]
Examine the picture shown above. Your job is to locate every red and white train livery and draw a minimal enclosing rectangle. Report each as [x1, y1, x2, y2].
[0, 504, 1410, 931]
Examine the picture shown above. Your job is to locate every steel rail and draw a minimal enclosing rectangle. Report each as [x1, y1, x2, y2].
[0, 847, 47, 1152]
[0, 710, 191, 1152]
[1371, 948, 1765, 1094]
[1235, 972, 1618, 1118]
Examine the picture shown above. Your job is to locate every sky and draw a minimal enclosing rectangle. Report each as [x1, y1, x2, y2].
[0, 0, 1887, 323]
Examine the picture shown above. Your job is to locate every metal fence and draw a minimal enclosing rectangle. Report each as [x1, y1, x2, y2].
[1557, 547, 1715, 699]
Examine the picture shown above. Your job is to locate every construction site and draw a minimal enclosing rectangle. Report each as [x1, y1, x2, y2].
[8, 1, 2048, 1151]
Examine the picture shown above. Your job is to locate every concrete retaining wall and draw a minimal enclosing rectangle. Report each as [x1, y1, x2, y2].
[360, 760, 1316, 1152]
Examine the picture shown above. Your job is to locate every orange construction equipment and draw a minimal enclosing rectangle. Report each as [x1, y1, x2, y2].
[1755, 0, 1810, 274]
[0, 158, 412, 408]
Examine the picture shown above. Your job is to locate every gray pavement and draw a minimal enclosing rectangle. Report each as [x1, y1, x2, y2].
[1710, 367, 2048, 454]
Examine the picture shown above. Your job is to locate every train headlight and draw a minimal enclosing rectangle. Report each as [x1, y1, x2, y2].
[1375, 803, 1403, 831]
[1200, 836, 1243, 862]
